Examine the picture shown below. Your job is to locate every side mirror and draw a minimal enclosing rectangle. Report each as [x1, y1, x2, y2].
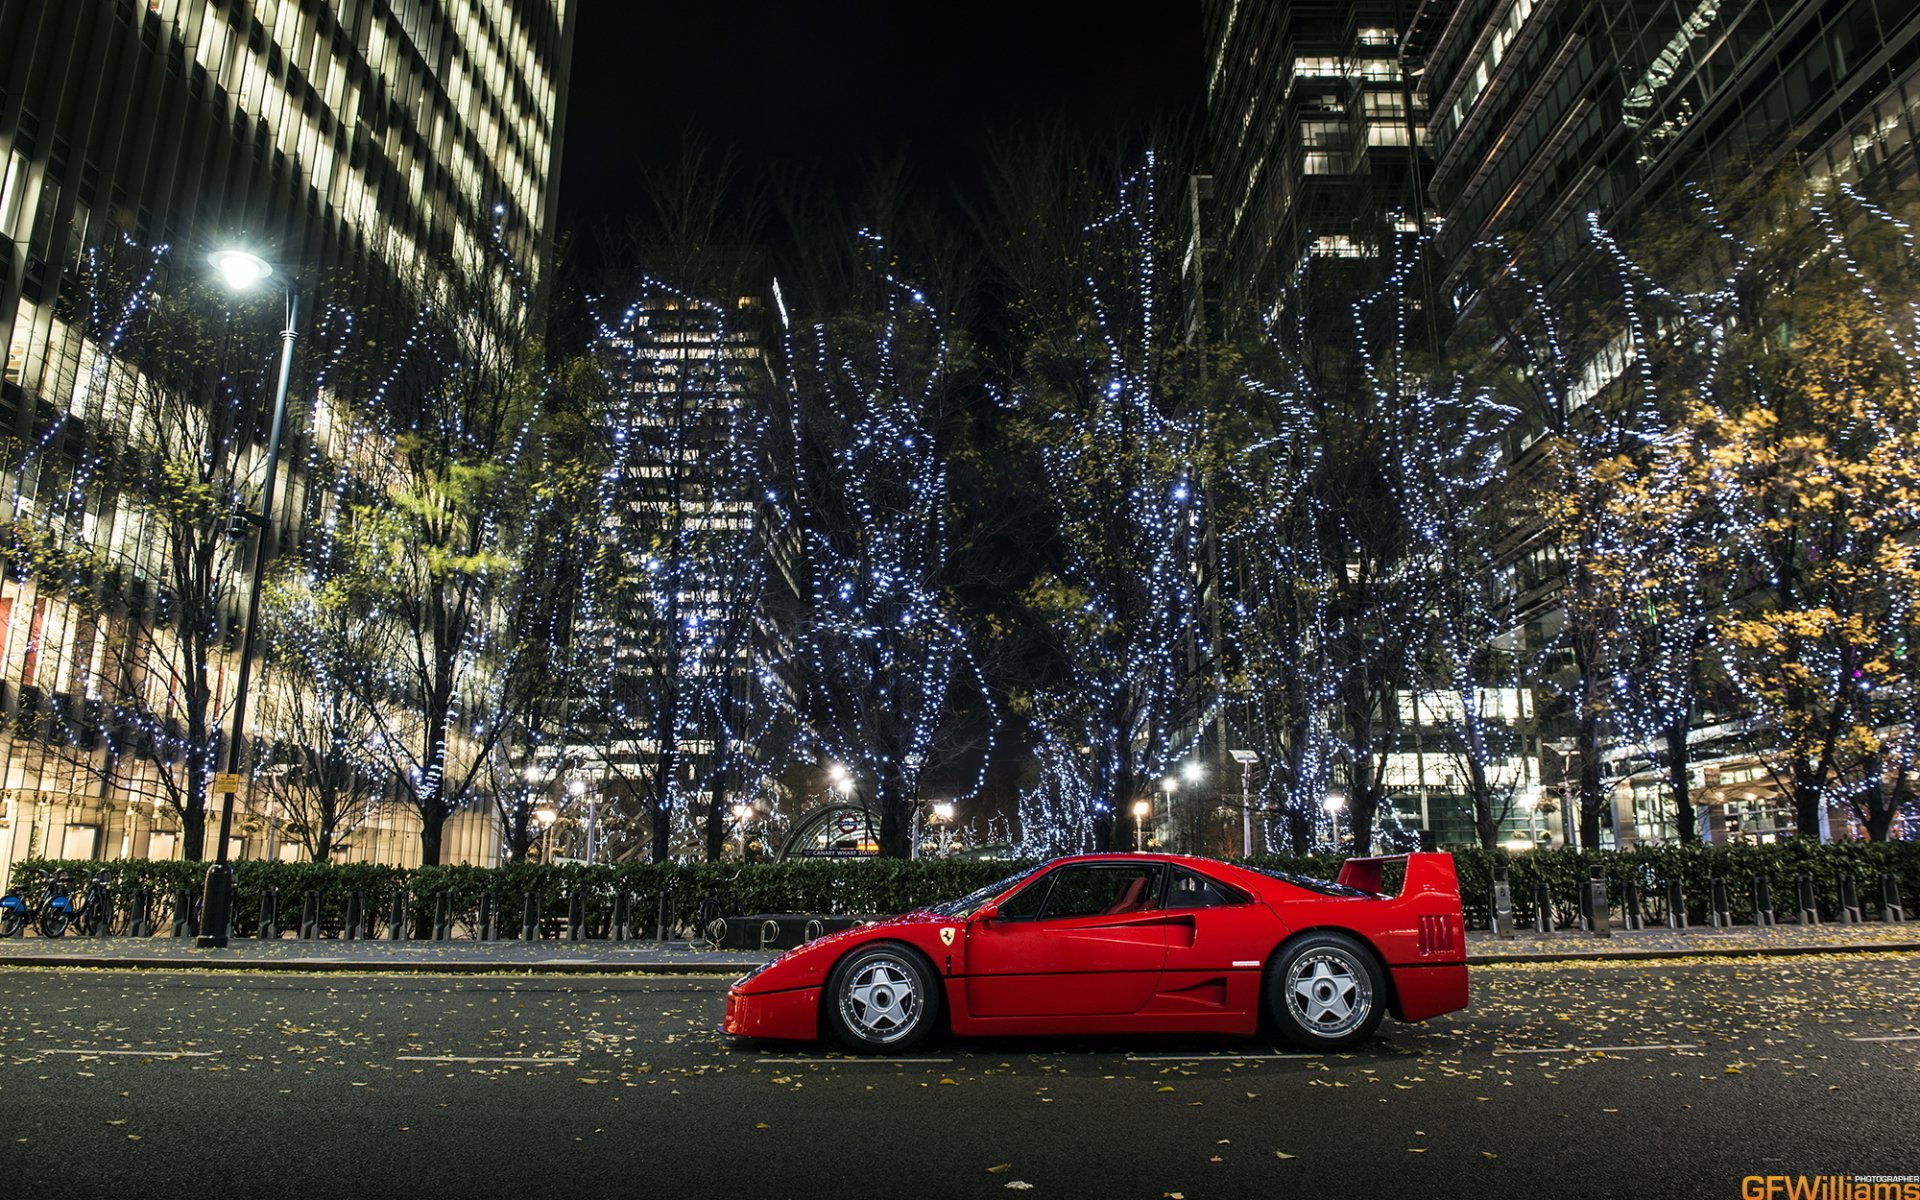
[973, 903, 1000, 925]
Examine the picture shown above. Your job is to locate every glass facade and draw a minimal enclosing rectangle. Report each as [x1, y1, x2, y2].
[0, 0, 574, 871]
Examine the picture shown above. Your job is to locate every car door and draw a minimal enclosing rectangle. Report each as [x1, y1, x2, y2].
[963, 862, 1169, 1018]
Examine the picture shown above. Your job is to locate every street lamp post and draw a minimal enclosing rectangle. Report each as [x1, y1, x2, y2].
[1230, 749, 1259, 857]
[1131, 799, 1151, 852]
[197, 249, 298, 949]
[535, 806, 557, 861]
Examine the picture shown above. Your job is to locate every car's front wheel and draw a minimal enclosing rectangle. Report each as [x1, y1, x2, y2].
[1266, 932, 1386, 1052]
[824, 943, 939, 1054]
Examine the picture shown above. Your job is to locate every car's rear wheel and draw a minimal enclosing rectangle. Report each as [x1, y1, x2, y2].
[1266, 931, 1386, 1052]
[824, 943, 939, 1054]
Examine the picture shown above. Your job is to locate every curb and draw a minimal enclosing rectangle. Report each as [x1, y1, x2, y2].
[1469, 941, 1920, 966]
[0, 954, 759, 976]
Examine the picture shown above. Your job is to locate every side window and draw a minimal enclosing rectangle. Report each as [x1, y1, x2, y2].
[1166, 867, 1248, 909]
[1037, 865, 1164, 919]
[994, 874, 1055, 921]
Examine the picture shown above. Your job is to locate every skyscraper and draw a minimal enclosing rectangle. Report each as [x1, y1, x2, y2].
[0, 0, 574, 871]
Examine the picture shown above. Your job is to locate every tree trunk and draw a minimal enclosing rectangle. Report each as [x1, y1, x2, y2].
[1663, 719, 1698, 844]
[419, 806, 445, 867]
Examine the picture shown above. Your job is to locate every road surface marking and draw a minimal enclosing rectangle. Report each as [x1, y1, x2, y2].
[753, 1057, 953, 1064]
[45, 1048, 218, 1058]
[1844, 1034, 1920, 1042]
[396, 1054, 579, 1064]
[1497, 1036, 1697, 1044]
[1126, 1052, 1315, 1061]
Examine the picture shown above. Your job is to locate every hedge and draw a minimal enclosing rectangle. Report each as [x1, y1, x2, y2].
[7, 840, 1918, 936]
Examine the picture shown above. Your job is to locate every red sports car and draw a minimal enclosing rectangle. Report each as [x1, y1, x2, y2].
[723, 852, 1468, 1053]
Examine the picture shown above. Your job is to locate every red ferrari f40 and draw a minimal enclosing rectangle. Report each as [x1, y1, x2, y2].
[723, 852, 1468, 1053]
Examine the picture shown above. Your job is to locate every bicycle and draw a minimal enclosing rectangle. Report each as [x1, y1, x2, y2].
[0, 882, 29, 937]
[35, 871, 78, 937]
[72, 869, 117, 936]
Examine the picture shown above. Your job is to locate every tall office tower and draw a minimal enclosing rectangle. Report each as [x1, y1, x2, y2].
[1202, 0, 1429, 331]
[571, 267, 798, 863]
[1411, 0, 1920, 301]
[0, 0, 574, 869]
[1406, 0, 1920, 847]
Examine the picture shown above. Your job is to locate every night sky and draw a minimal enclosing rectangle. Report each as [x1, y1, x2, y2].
[557, 2, 1207, 239]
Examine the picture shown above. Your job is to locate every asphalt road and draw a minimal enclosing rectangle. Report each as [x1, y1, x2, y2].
[1, 954, 1916, 1200]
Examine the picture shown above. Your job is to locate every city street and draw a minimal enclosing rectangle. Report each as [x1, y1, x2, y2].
[1, 954, 1915, 1199]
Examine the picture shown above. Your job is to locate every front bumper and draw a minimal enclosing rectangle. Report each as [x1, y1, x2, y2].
[723, 984, 822, 1041]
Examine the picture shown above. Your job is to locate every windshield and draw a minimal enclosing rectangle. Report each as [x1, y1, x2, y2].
[927, 864, 1047, 918]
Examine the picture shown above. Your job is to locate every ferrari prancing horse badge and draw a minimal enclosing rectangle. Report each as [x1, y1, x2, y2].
[939, 927, 956, 946]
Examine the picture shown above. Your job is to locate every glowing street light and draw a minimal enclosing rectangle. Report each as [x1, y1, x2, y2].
[1132, 798, 1152, 852]
[196, 244, 300, 949]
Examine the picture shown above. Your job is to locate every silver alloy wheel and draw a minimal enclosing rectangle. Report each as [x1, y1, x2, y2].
[1284, 948, 1372, 1038]
[839, 954, 922, 1044]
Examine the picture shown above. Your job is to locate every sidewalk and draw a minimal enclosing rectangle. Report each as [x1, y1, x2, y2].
[0, 920, 1915, 973]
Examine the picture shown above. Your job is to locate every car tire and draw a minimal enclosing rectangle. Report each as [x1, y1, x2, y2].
[1265, 931, 1386, 1052]
[824, 942, 939, 1054]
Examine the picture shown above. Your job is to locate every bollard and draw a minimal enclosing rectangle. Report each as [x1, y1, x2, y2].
[300, 890, 321, 940]
[129, 886, 153, 939]
[521, 892, 541, 941]
[1584, 867, 1610, 938]
[1839, 874, 1863, 924]
[388, 890, 408, 941]
[1622, 878, 1645, 931]
[1665, 879, 1688, 930]
[1795, 874, 1819, 926]
[433, 890, 453, 941]
[1883, 873, 1907, 922]
[172, 887, 196, 938]
[1490, 867, 1516, 940]
[657, 891, 672, 940]
[611, 891, 630, 942]
[478, 892, 496, 942]
[257, 889, 278, 940]
[344, 891, 364, 940]
[1532, 881, 1553, 934]
[1752, 876, 1776, 927]
[566, 891, 585, 941]
[1709, 877, 1730, 928]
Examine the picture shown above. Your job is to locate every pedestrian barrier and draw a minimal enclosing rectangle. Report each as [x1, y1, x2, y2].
[610, 891, 631, 941]
[171, 887, 196, 938]
[1665, 879, 1688, 930]
[520, 892, 541, 941]
[1709, 877, 1731, 927]
[1795, 874, 1819, 926]
[128, 886, 153, 939]
[257, 889, 278, 940]
[1752, 876, 1776, 927]
[1838, 874, 1863, 923]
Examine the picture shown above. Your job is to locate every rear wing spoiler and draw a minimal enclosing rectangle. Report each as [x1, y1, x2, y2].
[1335, 853, 1460, 902]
